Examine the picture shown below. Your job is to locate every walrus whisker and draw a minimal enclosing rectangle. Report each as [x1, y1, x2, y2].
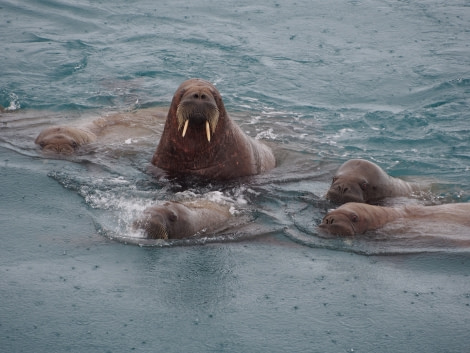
[148, 222, 169, 240]
[177, 103, 219, 141]
[209, 108, 219, 133]
[157, 225, 169, 240]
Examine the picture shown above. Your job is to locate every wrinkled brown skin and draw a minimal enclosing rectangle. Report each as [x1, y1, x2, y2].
[134, 200, 232, 239]
[151, 78, 276, 180]
[319, 202, 470, 236]
[326, 159, 419, 204]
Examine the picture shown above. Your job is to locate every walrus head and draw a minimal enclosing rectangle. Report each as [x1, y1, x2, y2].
[319, 206, 361, 236]
[35, 126, 96, 154]
[326, 159, 388, 204]
[134, 202, 196, 240]
[174, 79, 221, 143]
[326, 175, 370, 204]
[134, 203, 177, 239]
[319, 202, 394, 236]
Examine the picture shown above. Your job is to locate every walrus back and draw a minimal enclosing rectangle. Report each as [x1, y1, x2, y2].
[403, 203, 470, 226]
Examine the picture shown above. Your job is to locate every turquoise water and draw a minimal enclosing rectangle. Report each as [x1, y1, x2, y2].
[2, 0, 470, 352]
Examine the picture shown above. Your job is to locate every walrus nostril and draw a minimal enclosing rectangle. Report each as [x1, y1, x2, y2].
[192, 93, 207, 100]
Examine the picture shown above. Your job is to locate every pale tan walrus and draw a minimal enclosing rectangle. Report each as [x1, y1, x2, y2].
[134, 200, 232, 239]
[326, 159, 422, 204]
[35, 126, 98, 154]
[35, 108, 167, 154]
[319, 202, 470, 236]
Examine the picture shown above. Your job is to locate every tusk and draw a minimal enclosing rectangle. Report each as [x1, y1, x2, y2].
[205, 121, 211, 142]
[182, 119, 189, 137]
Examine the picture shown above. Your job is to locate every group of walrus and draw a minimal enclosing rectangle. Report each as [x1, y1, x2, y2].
[35, 78, 470, 240]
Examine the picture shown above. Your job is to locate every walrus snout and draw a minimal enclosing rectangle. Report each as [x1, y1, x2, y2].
[326, 181, 365, 204]
[176, 99, 219, 142]
[189, 91, 212, 102]
[319, 214, 355, 236]
[36, 135, 79, 154]
[134, 209, 170, 240]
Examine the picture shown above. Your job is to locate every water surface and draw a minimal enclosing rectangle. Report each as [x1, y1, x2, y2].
[1, 0, 470, 352]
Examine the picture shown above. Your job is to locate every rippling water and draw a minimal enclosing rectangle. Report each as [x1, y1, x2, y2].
[1, 0, 470, 351]
[2, 0, 469, 253]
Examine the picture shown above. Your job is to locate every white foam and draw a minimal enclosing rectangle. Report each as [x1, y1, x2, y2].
[5, 93, 20, 111]
[256, 128, 278, 140]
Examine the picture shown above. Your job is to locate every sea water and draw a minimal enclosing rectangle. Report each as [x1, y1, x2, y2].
[1, 0, 470, 352]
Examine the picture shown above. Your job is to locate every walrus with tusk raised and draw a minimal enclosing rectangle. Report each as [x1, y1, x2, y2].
[151, 78, 276, 180]
[319, 202, 470, 236]
[326, 159, 422, 204]
[134, 200, 232, 239]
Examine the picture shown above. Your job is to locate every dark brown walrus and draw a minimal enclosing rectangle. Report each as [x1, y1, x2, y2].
[151, 78, 276, 180]
[319, 202, 470, 236]
[326, 159, 421, 204]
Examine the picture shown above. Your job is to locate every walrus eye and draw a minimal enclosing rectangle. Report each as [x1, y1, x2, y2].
[168, 211, 177, 222]
[332, 177, 338, 184]
[71, 141, 79, 149]
[360, 182, 368, 191]
[351, 214, 359, 223]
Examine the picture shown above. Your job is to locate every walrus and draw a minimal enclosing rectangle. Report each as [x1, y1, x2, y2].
[134, 200, 232, 239]
[151, 78, 276, 180]
[319, 202, 470, 236]
[35, 126, 98, 154]
[326, 159, 421, 204]
[35, 108, 167, 154]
